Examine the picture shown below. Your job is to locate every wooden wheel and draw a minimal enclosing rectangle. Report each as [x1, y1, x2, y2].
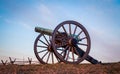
[34, 34, 60, 64]
[52, 20, 91, 64]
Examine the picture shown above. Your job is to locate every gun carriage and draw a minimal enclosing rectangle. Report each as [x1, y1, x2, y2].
[34, 20, 100, 64]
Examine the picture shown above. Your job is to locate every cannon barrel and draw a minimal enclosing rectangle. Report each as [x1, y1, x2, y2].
[35, 27, 53, 36]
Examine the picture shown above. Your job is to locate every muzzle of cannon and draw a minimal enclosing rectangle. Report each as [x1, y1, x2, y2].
[34, 20, 101, 64]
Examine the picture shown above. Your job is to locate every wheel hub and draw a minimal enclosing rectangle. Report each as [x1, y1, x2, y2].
[69, 38, 78, 46]
[47, 45, 53, 52]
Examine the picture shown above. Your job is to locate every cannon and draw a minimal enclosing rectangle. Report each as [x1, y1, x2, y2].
[34, 20, 100, 64]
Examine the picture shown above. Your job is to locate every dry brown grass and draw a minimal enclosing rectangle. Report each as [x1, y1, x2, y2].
[0, 62, 120, 74]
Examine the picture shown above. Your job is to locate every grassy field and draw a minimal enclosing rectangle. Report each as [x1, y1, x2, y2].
[0, 62, 120, 74]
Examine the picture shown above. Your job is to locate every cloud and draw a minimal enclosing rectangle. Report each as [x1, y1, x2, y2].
[39, 4, 52, 17]
[2, 3, 58, 31]
[21, 23, 33, 30]
[35, 4, 58, 28]
[4, 18, 33, 30]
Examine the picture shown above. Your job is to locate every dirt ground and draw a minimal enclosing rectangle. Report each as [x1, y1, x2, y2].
[0, 62, 120, 74]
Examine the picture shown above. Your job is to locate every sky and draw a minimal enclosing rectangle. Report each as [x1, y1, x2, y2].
[0, 0, 120, 63]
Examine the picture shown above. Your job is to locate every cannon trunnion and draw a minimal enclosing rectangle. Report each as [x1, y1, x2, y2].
[34, 20, 100, 64]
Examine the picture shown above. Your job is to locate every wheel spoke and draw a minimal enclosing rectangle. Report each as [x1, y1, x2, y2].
[77, 31, 83, 37]
[51, 52, 54, 64]
[69, 24, 72, 35]
[57, 31, 60, 34]
[43, 34, 50, 45]
[46, 52, 50, 63]
[54, 54, 60, 62]
[62, 25, 68, 35]
[63, 50, 67, 59]
[78, 43, 88, 46]
[72, 47, 75, 62]
[60, 50, 65, 55]
[38, 49, 47, 53]
[37, 45, 47, 48]
[57, 48, 63, 51]
[39, 39, 48, 46]
[62, 46, 69, 59]
[60, 46, 68, 55]
[41, 51, 48, 59]
[66, 47, 71, 61]
[73, 25, 77, 35]
[78, 37, 87, 41]
[60, 48, 65, 55]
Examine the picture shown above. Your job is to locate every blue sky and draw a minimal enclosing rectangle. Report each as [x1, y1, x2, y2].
[0, 0, 120, 63]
